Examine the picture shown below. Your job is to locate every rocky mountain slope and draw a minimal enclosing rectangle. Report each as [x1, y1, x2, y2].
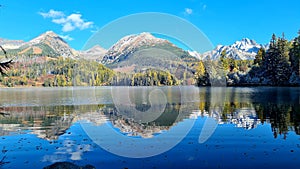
[201, 38, 268, 60]
[78, 45, 107, 61]
[23, 31, 78, 57]
[1, 31, 78, 58]
[101, 32, 171, 64]
[99, 32, 198, 82]
[0, 38, 24, 49]
[30, 31, 78, 57]
[1, 31, 267, 62]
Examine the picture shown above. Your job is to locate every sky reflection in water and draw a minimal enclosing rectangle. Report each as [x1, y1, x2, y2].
[0, 86, 299, 169]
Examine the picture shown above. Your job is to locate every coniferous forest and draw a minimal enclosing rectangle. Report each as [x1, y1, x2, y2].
[195, 31, 300, 86]
[0, 31, 299, 87]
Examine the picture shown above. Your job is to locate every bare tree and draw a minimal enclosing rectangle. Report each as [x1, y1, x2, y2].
[0, 45, 13, 75]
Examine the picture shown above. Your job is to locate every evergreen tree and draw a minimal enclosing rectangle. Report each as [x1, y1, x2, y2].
[278, 33, 290, 60]
[289, 30, 300, 75]
[262, 33, 291, 85]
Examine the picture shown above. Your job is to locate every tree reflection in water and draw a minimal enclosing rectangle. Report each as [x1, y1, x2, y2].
[0, 87, 299, 140]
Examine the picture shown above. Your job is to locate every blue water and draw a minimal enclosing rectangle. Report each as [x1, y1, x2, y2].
[0, 87, 299, 169]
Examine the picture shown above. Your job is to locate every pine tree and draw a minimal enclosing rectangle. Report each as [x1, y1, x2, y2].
[262, 33, 291, 85]
[289, 30, 300, 75]
[278, 33, 290, 60]
[276, 34, 291, 85]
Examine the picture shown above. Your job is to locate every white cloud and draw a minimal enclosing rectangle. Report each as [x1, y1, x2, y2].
[42, 139, 92, 163]
[62, 22, 75, 32]
[70, 152, 82, 161]
[185, 8, 193, 15]
[39, 9, 93, 32]
[52, 18, 66, 24]
[59, 34, 74, 41]
[66, 14, 93, 30]
[39, 9, 64, 18]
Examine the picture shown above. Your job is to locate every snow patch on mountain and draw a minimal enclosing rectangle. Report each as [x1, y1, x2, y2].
[202, 38, 268, 60]
[24, 31, 78, 58]
[188, 50, 202, 60]
[0, 38, 24, 49]
[102, 32, 169, 64]
[78, 45, 107, 61]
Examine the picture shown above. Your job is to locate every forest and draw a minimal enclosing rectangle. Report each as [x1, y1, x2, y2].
[0, 55, 181, 87]
[195, 31, 300, 86]
[0, 57, 114, 87]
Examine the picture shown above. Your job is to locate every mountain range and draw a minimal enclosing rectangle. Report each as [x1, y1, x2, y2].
[0, 31, 268, 63]
[201, 38, 268, 60]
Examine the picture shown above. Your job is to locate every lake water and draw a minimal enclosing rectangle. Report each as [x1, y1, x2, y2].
[0, 86, 299, 169]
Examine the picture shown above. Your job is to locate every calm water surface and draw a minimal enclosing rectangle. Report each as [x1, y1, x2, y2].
[0, 86, 299, 169]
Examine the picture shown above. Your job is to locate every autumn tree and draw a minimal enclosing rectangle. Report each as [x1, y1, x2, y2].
[194, 61, 209, 86]
[254, 47, 266, 66]
[220, 49, 229, 71]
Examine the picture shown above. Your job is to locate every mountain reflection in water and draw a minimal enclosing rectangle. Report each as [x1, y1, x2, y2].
[0, 87, 299, 140]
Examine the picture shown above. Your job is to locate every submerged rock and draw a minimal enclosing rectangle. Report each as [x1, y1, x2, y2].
[43, 162, 95, 169]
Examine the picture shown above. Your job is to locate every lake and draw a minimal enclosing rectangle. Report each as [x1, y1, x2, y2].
[0, 86, 299, 169]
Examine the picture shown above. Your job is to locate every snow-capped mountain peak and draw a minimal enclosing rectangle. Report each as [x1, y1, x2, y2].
[85, 45, 107, 54]
[202, 38, 268, 60]
[232, 38, 260, 53]
[102, 32, 169, 64]
[78, 45, 107, 61]
[28, 31, 66, 45]
[22, 31, 77, 58]
[109, 32, 167, 52]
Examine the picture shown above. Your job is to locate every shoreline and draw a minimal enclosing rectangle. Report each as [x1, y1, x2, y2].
[1, 84, 300, 88]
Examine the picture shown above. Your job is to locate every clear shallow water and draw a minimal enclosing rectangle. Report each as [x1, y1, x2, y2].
[0, 86, 299, 169]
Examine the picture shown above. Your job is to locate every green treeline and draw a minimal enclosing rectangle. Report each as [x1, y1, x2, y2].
[0, 57, 114, 87]
[130, 69, 178, 86]
[0, 57, 180, 87]
[109, 69, 179, 86]
[195, 31, 300, 86]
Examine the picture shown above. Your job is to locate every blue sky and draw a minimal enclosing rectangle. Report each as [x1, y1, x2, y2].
[0, 0, 300, 51]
